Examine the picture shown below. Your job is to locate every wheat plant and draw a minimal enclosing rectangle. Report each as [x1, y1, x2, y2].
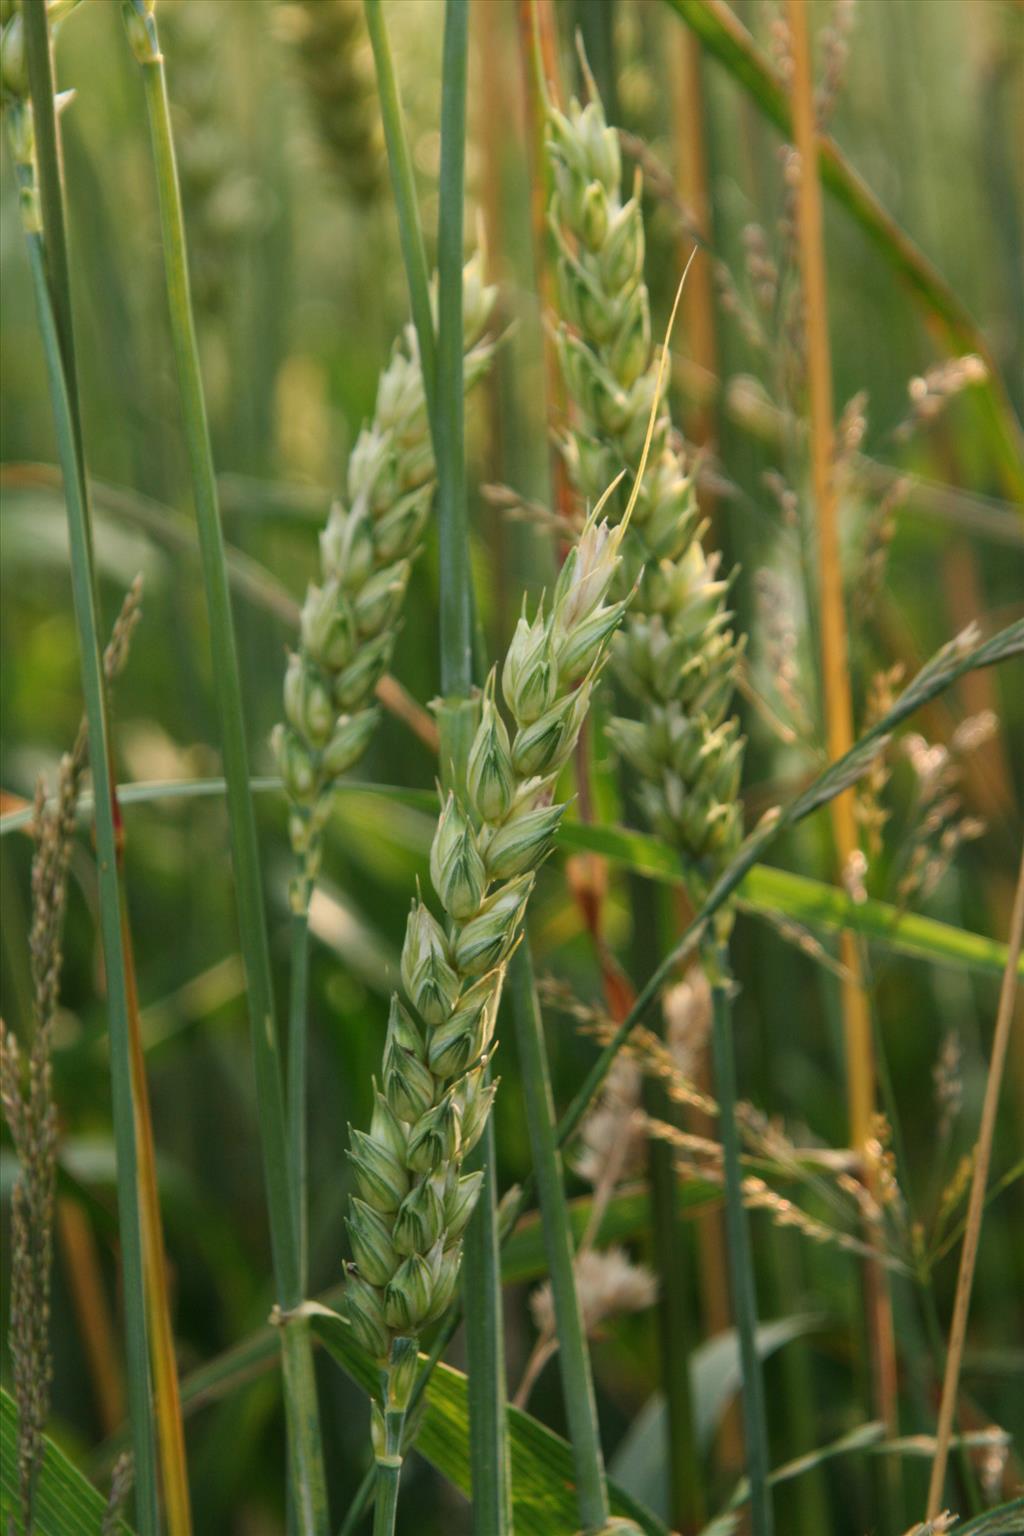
[1, 4, 1022, 1536]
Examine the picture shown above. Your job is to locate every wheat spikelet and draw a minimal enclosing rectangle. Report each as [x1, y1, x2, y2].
[545, 83, 747, 914]
[274, 255, 496, 901]
[344, 499, 634, 1361]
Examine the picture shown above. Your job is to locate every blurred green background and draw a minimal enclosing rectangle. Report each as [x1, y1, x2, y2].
[2, 1, 1022, 1531]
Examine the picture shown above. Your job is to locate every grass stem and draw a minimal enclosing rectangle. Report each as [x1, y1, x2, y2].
[436, 0, 472, 699]
[363, 0, 437, 431]
[124, 905, 193, 1535]
[25, 177, 163, 1536]
[632, 880, 703, 1533]
[20, 11, 159, 1525]
[510, 941, 610, 1533]
[707, 947, 772, 1536]
[435, 6, 511, 1529]
[288, 909, 312, 1293]
[785, 0, 899, 1465]
[123, 4, 328, 1525]
[927, 844, 1024, 1516]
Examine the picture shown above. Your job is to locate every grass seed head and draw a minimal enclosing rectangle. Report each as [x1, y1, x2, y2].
[545, 83, 748, 898]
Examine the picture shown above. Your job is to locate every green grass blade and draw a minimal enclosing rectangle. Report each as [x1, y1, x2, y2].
[23, 7, 83, 468]
[0, 1389, 133, 1536]
[20, 12, 160, 1523]
[663, 0, 1024, 501]
[5, 778, 1015, 979]
[957, 1498, 1024, 1534]
[310, 1314, 669, 1536]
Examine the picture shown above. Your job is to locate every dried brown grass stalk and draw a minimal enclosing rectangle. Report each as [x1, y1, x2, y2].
[926, 843, 1024, 1516]
[786, 0, 899, 1443]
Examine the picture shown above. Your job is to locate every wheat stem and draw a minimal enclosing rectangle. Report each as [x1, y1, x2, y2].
[436, 6, 511, 1528]
[17, 13, 159, 1525]
[632, 878, 704, 1532]
[510, 942, 611, 1532]
[123, 903, 193, 1536]
[288, 910, 312, 1292]
[707, 947, 772, 1536]
[437, 0, 472, 699]
[363, 0, 437, 431]
[122, 4, 327, 1525]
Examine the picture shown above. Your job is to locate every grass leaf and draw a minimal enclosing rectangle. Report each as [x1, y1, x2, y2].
[310, 1311, 669, 1536]
[0, 1388, 133, 1535]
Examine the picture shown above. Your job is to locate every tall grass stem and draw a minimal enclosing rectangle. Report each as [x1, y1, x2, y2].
[510, 941, 610, 1532]
[707, 948, 772, 1536]
[288, 910, 312, 1292]
[436, 0, 472, 698]
[926, 845, 1024, 1515]
[436, 5, 510, 1528]
[19, 130, 160, 1536]
[786, 0, 899, 1462]
[363, 0, 437, 431]
[632, 880, 703, 1532]
[124, 907, 193, 1535]
[125, 4, 327, 1524]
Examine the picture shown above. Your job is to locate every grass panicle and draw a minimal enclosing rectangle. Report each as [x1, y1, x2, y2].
[0, 771, 66, 1534]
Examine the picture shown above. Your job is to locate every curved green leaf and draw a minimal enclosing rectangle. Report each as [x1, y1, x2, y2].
[310, 1311, 669, 1536]
[1, 1388, 133, 1535]
[958, 1498, 1024, 1534]
[2, 777, 1013, 978]
[610, 1315, 826, 1519]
